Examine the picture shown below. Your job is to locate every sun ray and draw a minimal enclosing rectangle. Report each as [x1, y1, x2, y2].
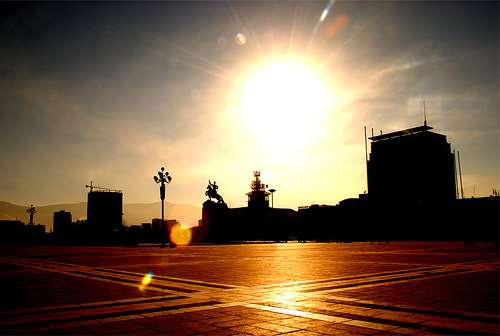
[287, 4, 300, 58]
[126, 28, 242, 84]
[164, 43, 241, 84]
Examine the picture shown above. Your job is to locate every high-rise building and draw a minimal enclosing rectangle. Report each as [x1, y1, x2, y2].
[367, 124, 456, 204]
[87, 190, 123, 238]
[53, 210, 72, 239]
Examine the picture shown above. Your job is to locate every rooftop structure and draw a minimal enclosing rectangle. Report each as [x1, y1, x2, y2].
[246, 171, 270, 208]
[369, 124, 433, 142]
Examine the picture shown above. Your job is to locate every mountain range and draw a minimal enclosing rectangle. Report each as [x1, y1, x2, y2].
[0, 201, 201, 231]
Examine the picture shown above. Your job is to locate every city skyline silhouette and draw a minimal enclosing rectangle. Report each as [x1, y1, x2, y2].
[0, 3, 499, 334]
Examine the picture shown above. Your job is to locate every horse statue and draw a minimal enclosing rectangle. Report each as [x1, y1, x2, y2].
[205, 180, 225, 204]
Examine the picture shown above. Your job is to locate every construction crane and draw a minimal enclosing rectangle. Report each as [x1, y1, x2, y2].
[85, 181, 122, 193]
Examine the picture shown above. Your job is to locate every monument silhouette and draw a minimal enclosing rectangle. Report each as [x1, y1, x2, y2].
[201, 172, 297, 242]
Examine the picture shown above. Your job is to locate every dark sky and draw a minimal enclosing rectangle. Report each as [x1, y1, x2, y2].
[1, 1, 498, 208]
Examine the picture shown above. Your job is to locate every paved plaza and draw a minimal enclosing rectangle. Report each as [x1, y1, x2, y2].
[0, 242, 498, 335]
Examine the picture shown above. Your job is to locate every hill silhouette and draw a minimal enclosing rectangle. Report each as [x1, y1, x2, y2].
[0, 201, 201, 231]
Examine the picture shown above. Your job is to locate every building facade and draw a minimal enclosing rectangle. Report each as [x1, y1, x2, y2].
[87, 190, 123, 239]
[367, 124, 456, 205]
[53, 210, 72, 240]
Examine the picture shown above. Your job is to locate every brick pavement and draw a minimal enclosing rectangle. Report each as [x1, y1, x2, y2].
[0, 242, 498, 335]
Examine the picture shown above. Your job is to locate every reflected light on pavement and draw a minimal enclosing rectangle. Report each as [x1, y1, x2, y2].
[270, 291, 300, 304]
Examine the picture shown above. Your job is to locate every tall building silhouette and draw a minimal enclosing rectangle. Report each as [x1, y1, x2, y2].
[87, 190, 123, 239]
[53, 210, 72, 240]
[367, 124, 456, 204]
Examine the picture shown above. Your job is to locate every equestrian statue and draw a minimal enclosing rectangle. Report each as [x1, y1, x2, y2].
[205, 180, 225, 204]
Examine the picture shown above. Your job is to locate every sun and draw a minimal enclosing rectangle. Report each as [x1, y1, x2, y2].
[238, 58, 332, 152]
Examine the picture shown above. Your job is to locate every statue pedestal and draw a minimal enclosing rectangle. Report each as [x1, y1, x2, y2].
[201, 200, 229, 242]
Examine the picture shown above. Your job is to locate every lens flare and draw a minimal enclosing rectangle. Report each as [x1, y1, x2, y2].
[142, 272, 153, 286]
[324, 15, 349, 38]
[169, 223, 192, 246]
[235, 33, 246, 46]
[320, 0, 336, 22]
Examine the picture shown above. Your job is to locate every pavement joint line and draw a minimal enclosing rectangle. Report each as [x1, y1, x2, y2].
[93, 267, 241, 289]
[0, 257, 228, 294]
[280, 269, 444, 292]
[322, 268, 487, 294]
[258, 302, 479, 335]
[459, 259, 499, 265]
[0, 258, 178, 294]
[325, 295, 500, 322]
[0, 255, 242, 291]
[0, 295, 189, 319]
[320, 298, 500, 324]
[243, 303, 350, 323]
[0, 299, 223, 330]
[69, 270, 200, 293]
[298, 268, 472, 293]
[0, 297, 199, 327]
[12, 302, 242, 334]
[257, 266, 439, 289]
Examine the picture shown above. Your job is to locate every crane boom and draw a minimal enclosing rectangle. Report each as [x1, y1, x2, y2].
[85, 181, 121, 193]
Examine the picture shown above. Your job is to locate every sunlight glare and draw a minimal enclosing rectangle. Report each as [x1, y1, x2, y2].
[270, 291, 300, 304]
[238, 59, 333, 153]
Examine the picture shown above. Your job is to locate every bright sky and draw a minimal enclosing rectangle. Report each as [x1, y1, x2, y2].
[1, 1, 498, 208]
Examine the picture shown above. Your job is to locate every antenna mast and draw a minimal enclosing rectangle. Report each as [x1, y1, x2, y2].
[453, 149, 459, 199]
[423, 100, 427, 126]
[457, 151, 464, 199]
[364, 126, 369, 192]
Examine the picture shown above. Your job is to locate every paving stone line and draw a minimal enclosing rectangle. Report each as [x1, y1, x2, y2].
[0, 257, 209, 294]
[253, 302, 481, 335]
[258, 266, 439, 289]
[93, 268, 240, 289]
[0, 256, 239, 293]
[12, 302, 242, 335]
[323, 297, 499, 324]
[0, 299, 222, 330]
[298, 269, 471, 293]
[0, 295, 188, 319]
[0, 258, 181, 295]
[325, 295, 500, 323]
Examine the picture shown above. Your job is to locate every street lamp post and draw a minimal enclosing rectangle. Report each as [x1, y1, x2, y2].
[153, 167, 172, 247]
[26, 204, 36, 225]
[268, 189, 276, 208]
